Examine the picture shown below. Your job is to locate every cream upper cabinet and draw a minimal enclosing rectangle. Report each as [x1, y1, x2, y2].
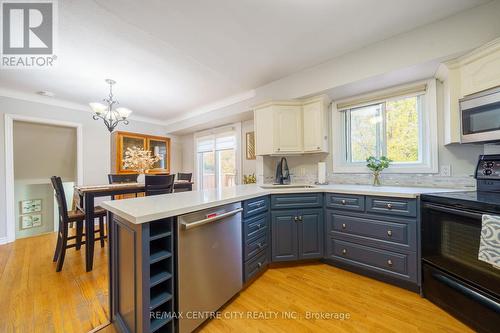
[274, 104, 303, 153]
[437, 38, 500, 145]
[302, 96, 329, 153]
[460, 40, 500, 96]
[253, 96, 329, 155]
[254, 104, 275, 155]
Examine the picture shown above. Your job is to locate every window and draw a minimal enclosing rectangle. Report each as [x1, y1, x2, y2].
[195, 125, 240, 190]
[332, 80, 438, 173]
[345, 94, 422, 163]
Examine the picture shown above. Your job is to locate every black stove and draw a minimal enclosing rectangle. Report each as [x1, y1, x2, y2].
[422, 154, 500, 213]
[420, 154, 500, 333]
[421, 190, 500, 214]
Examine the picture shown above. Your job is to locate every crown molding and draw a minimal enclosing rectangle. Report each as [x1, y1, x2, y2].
[163, 89, 256, 127]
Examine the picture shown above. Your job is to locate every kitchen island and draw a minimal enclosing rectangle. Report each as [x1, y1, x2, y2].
[101, 184, 465, 333]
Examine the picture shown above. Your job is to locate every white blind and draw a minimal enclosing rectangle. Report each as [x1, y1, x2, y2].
[337, 83, 427, 111]
[216, 132, 236, 150]
[196, 135, 214, 153]
[196, 132, 236, 153]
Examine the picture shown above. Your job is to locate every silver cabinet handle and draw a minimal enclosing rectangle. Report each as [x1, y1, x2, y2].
[386, 203, 393, 209]
[293, 216, 298, 222]
[256, 223, 262, 229]
[181, 208, 243, 230]
[341, 223, 347, 229]
[257, 242, 263, 249]
[342, 249, 347, 255]
[298, 216, 303, 222]
[277, 148, 281, 151]
[316, 146, 320, 150]
[257, 262, 263, 268]
[387, 259, 393, 266]
[341, 199, 346, 205]
[387, 230, 393, 237]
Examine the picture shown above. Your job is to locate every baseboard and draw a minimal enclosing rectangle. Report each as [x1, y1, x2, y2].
[0, 236, 9, 245]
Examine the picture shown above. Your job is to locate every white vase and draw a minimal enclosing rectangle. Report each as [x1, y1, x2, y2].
[137, 173, 145, 183]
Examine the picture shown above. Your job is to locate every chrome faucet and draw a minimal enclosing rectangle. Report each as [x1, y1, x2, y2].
[275, 157, 290, 185]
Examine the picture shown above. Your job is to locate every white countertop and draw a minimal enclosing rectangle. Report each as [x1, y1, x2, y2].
[100, 184, 465, 224]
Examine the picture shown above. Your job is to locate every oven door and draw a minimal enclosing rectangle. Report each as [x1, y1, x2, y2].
[421, 202, 500, 296]
[460, 88, 500, 143]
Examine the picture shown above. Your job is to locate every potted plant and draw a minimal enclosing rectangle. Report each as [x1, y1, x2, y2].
[123, 147, 160, 176]
[366, 156, 391, 186]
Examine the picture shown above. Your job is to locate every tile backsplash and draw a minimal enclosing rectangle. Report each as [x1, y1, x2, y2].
[260, 155, 476, 189]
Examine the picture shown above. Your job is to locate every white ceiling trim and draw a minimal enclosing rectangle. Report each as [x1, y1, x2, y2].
[0, 87, 167, 125]
[163, 89, 256, 126]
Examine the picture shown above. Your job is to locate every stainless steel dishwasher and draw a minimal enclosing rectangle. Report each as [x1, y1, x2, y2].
[177, 202, 243, 333]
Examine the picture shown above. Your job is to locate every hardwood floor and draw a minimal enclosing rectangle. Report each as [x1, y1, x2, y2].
[0, 232, 109, 333]
[200, 263, 472, 333]
[0, 236, 471, 333]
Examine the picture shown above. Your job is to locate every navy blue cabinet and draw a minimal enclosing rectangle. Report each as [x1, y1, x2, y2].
[299, 209, 324, 259]
[271, 194, 324, 262]
[271, 210, 298, 261]
[242, 196, 271, 283]
[324, 193, 419, 291]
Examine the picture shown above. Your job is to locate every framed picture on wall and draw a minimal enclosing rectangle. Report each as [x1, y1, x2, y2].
[246, 131, 256, 160]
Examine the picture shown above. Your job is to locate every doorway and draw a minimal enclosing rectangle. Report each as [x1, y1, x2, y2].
[4, 114, 83, 243]
[195, 123, 241, 190]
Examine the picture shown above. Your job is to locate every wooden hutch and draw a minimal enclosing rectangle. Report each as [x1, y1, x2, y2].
[111, 131, 171, 174]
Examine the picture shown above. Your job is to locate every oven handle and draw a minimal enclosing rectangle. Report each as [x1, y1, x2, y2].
[432, 272, 500, 313]
[422, 203, 483, 220]
[181, 208, 243, 230]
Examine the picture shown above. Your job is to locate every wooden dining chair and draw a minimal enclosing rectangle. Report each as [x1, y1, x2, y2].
[108, 173, 140, 199]
[51, 176, 107, 272]
[145, 174, 175, 196]
[108, 173, 139, 184]
[177, 172, 192, 182]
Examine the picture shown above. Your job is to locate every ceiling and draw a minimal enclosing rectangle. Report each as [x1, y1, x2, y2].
[0, 0, 489, 121]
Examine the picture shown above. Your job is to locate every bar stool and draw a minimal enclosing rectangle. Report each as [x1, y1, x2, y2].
[51, 176, 107, 272]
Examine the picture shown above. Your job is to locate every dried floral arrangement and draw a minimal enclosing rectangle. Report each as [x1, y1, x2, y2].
[123, 146, 160, 174]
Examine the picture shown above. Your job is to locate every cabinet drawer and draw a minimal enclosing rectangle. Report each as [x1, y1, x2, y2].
[325, 193, 365, 211]
[243, 213, 269, 242]
[243, 196, 269, 218]
[328, 238, 416, 280]
[366, 196, 417, 217]
[244, 232, 268, 261]
[327, 213, 415, 249]
[244, 250, 268, 283]
[271, 193, 322, 209]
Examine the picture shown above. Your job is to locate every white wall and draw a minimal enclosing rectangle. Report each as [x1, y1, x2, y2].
[0, 96, 169, 241]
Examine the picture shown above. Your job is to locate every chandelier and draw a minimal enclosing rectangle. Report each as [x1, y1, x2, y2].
[89, 79, 132, 132]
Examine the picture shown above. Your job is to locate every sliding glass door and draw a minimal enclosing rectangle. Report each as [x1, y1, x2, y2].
[196, 129, 239, 190]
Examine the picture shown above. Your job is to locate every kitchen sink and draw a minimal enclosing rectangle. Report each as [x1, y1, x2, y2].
[259, 184, 317, 189]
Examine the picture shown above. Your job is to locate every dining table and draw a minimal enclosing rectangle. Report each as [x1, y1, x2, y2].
[74, 181, 194, 271]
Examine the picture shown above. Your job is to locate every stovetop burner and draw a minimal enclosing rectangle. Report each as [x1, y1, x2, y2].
[421, 190, 500, 214]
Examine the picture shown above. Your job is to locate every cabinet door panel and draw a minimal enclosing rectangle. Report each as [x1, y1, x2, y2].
[271, 211, 298, 261]
[303, 101, 322, 152]
[148, 138, 169, 172]
[120, 135, 147, 173]
[298, 208, 324, 259]
[254, 106, 274, 155]
[274, 105, 302, 153]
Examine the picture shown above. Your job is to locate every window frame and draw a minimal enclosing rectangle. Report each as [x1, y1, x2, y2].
[332, 79, 438, 174]
[194, 123, 242, 190]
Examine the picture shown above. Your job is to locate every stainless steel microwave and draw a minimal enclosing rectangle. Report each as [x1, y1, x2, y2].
[460, 86, 500, 143]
